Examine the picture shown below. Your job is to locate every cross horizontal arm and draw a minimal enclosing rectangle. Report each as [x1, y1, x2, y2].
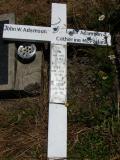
[3, 24, 111, 46]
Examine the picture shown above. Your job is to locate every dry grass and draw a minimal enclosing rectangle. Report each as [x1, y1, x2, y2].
[0, 0, 119, 159]
[0, 0, 118, 27]
[0, 61, 49, 159]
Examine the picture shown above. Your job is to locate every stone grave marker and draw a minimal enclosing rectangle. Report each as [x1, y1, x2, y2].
[15, 50, 43, 94]
[0, 13, 43, 93]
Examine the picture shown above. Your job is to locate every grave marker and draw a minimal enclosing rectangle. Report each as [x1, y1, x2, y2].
[0, 14, 43, 92]
[3, 3, 111, 160]
[15, 50, 43, 93]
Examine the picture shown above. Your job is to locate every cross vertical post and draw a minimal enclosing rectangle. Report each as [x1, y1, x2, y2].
[48, 3, 67, 160]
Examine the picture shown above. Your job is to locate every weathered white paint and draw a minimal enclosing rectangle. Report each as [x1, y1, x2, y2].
[3, 24, 51, 42]
[49, 44, 67, 103]
[48, 3, 67, 159]
[66, 29, 111, 46]
[48, 103, 67, 158]
[3, 25, 111, 46]
[51, 3, 67, 46]
[49, 3, 67, 104]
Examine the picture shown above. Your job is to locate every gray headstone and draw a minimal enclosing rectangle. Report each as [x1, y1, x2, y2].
[15, 51, 43, 94]
[0, 13, 15, 91]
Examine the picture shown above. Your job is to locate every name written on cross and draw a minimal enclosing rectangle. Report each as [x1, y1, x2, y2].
[4, 24, 48, 33]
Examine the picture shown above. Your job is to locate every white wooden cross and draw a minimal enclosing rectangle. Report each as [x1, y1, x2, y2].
[3, 3, 111, 160]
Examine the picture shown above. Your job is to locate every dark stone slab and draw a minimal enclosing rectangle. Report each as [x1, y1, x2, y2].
[0, 13, 15, 90]
[0, 20, 9, 85]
